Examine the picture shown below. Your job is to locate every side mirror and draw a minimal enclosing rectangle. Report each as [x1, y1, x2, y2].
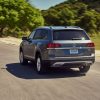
[22, 37, 28, 40]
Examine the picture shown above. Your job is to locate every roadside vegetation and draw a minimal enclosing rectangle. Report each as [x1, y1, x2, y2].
[0, 0, 44, 37]
[91, 35, 100, 50]
[0, 0, 100, 49]
[42, 0, 100, 36]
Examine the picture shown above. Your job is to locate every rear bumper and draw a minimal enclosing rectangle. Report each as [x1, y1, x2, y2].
[44, 56, 95, 68]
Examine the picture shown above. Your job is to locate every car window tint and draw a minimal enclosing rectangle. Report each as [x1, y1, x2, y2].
[41, 30, 49, 40]
[33, 30, 42, 39]
[53, 30, 89, 40]
[33, 29, 49, 40]
[28, 31, 35, 39]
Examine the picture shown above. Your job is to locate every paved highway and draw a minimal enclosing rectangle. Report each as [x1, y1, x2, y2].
[0, 42, 100, 100]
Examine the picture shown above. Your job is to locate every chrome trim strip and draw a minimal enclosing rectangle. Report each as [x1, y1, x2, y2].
[51, 61, 92, 67]
[54, 61, 92, 64]
[49, 56, 94, 60]
[47, 47, 94, 49]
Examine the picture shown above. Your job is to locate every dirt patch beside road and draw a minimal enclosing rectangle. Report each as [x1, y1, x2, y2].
[0, 36, 22, 46]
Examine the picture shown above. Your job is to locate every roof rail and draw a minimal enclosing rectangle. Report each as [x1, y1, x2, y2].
[49, 26, 66, 29]
[65, 26, 80, 28]
[40, 26, 81, 29]
[49, 26, 53, 29]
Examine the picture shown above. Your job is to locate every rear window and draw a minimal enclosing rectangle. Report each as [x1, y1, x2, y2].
[53, 30, 89, 40]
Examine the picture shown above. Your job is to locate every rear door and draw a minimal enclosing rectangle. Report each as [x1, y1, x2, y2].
[52, 30, 94, 58]
[23, 31, 35, 58]
[29, 29, 42, 59]
[29, 29, 50, 59]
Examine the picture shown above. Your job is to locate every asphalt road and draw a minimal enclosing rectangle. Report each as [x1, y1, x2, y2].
[0, 42, 100, 100]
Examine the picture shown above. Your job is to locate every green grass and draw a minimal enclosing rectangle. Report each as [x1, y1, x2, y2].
[90, 35, 100, 50]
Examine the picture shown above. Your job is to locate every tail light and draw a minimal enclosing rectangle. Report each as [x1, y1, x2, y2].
[87, 42, 95, 47]
[47, 43, 61, 48]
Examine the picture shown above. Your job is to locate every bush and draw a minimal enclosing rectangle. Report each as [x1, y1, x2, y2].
[0, 0, 44, 37]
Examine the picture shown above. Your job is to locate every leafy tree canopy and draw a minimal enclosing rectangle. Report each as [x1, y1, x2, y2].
[0, 0, 44, 37]
[42, 0, 100, 35]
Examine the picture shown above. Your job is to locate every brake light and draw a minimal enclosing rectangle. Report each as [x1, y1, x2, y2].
[87, 42, 95, 47]
[47, 43, 61, 48]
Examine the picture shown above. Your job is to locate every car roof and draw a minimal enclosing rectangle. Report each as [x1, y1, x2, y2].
[36, 26, 83, 31]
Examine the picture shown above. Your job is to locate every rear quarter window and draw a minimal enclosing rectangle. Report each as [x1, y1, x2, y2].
[53, 30, 89, 40]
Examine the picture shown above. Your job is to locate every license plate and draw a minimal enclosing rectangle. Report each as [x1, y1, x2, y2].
[70, 49, 78, 54]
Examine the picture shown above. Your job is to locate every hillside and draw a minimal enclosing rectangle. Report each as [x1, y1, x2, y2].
[53, 0, 100, 12]
[76, 0, 100, 13]
[42, 0, 100, 35]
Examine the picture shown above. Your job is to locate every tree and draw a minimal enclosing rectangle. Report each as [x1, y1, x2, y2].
[58, 8, 75, 25]
[67, 0, 78, 3]
[95, 13, 100, 32]
[42, 7, 75, 26]
[42, 0, 100, 35]
[77, 10, 99, 35]
[78, 0, 96, 2]
[42, 9, 60, 25]
[0, 0, 44, 37]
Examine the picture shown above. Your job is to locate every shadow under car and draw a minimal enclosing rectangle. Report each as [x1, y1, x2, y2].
[5, 63, 85, 79]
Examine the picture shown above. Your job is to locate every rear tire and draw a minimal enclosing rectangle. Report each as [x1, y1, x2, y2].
[35, 55, 45, 74]
[79, 65, 90, 74]
[19, 51, 28, 65]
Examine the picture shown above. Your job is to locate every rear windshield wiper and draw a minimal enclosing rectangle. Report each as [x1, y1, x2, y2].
[72, 38, 82, 40]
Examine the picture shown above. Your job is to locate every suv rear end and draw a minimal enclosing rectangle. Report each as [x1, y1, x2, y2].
[45, 26, 95, 73]
[20, 26, 95, 74]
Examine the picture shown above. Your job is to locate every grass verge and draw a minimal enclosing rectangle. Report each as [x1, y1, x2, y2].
[91, 35, 100, 50]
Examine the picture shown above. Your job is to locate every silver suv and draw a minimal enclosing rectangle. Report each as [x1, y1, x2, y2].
[19, 26, 95, 74]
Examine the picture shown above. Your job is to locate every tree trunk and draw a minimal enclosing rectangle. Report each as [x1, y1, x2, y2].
[0, 27, 4, 37]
